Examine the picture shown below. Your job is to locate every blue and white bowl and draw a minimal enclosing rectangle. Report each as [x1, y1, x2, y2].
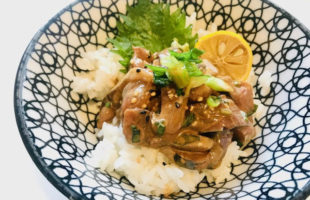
[14, 0, 310, 199]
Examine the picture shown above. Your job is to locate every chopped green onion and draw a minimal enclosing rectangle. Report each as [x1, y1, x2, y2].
[146, 64, 167, 76]
[204, 76, 233, 92]
[207, 96, 221, 108]
[176, 88, 185, 96]
[184, 61, 203, 77]
[247, 104, 258, 117]
[160, 55, 190, 88]
[182, 113, 195, 127]
[169, 48, 204, 63]
[146, 64, 170, 87]
[155, 120, 166, 136]
[104, 102, 111, 108]
[131, 125, 140, 143]
[185, 75, 233, 96]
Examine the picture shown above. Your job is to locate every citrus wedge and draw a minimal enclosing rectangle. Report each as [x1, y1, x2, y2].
[195, 31, 253, 81]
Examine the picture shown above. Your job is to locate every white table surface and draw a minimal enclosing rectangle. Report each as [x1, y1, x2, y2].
[1, 0, 309, 199]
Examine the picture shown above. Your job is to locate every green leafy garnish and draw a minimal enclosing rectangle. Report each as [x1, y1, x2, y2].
[104, 102, 111, 108]
[169, 48, 204, 63]
[169, 48, 203, 77]
[108, 37, 133, 72]
[131, 125, 140, 143]
[155, 120, 166, 136]
[146, 64, 171, 87]
[146, 65, 167, 76]
[182, 113, 195, 127]
[185, 75, 233, 95]
[160, 55, 190, 88]
[207, 96, 221, 108]
[110, 0, 198, 72]
[176, 88, 185, 96]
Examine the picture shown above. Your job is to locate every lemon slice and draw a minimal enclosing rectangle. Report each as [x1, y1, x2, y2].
[195, 31, 253, 81]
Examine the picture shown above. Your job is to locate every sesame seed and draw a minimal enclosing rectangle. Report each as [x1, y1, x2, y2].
[192, 121, 197, 126]
[142, 104, 147, 108]
[151, 92, 156, 96]
[145, 115, 150, 122]
[168, 94, 174, 99]
[190, 106, 194, 111]
[197, 97, 203, 102]
[131, 98, 137, 103]
[140, 110, 146, 114]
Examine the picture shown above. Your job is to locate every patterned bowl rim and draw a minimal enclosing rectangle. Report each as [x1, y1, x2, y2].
[14, 0, 310, 199]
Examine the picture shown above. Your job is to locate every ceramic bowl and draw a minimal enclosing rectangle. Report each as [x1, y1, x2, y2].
[14, 0, 310, 199]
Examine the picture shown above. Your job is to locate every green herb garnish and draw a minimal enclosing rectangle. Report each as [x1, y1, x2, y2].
[169, 48, 204, 63]
[155, 120, 166, 136]
[110, 0, 197, 72]
[185, 75, 233, 96]
[176, 88, 185, 96]
[105, 102, 111, 108]
[182, 113, 195, 127]
[160, 55, 190, 88]
[207, 96, 221, 108]
[146, 64, 171, 87]
[131, 125, 140, 143]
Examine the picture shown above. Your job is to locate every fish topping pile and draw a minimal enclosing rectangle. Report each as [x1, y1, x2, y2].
[97, 47, 256, 170]
[96, 0, 256, 171]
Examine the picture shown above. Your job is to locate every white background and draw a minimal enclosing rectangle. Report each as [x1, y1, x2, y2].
[0, 0, 309, 199]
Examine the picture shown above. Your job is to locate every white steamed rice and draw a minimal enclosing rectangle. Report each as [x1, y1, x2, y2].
[71, 48, 125, 100]
[87, 123, 247, 196]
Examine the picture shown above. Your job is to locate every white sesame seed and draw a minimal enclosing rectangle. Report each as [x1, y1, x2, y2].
[197, 97, 203, 102]
[151, 92, 156, 96]
[131, 98, 137, 103]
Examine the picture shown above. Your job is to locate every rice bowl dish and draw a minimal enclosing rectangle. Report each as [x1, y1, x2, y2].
[71, 0, 269, 196]
[15, 0, 310, 199]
